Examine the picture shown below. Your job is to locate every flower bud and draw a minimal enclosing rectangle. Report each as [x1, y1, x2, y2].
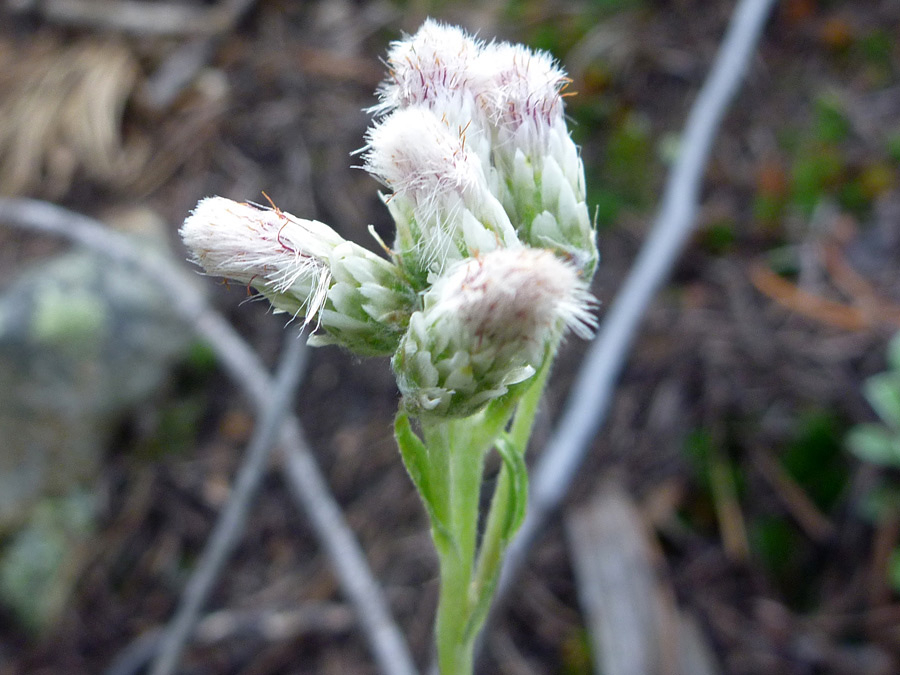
[181, 197, 342, 323]
[474, 42, 598, 276]
[393, 247, 595, 418]
[373, 18, 481, 116]
[180, 196, 414, 356]
[311, 241, 417, 356]
[369, 22, 598, 278]
[363, 107, 517, 285]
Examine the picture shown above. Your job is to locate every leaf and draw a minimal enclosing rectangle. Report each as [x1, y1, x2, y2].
[460, 438, 528, 645]
[889, 547, 900, 594]
[864, 374, 900, 429]
[495, 435, 529, 541]
[847, 424, 900, 467]
[394, 412, 453, 548]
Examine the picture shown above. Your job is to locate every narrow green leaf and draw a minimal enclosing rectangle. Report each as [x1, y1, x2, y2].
[495, 435, 529, 540]
[847, 425, 900, 467]
[864, 374, 900, 429]
[394, 412, 454, 547]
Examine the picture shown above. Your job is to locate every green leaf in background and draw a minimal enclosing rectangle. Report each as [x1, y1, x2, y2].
[0, 490, 95, 633]
[863, 373, 900, 429]
[889, 547, 900, 594]
[847, 424, 900, 467]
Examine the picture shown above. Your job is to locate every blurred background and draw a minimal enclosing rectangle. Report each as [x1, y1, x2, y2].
[1, 0, 900, 673]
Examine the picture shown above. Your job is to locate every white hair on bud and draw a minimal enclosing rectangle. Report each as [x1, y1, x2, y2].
[374, 18, 482, 115]
[429, 247, 596, 345]
[474, 42, 569, 149]
[363, 106, 483, 206]
[180, 196, 343, 323]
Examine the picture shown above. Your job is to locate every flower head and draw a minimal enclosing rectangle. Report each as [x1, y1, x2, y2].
[181, 197, 415, 355]
[180, 19, 599, 391]
[393, 247, 595, 417]
[363, 106, 517, 283]
[374, 19, 481, 116]
[363, 106, 482, 204]
[475, 41, 569, 152]
[181, 197, 342, 323]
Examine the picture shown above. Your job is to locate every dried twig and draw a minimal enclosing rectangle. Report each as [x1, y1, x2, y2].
[106, 603, 353, 675]
[0, 198, 419, 675]
[139, 0, 261, 111]
[750, 447, 835, 542]
[490, 0, 779, 623]
[7, 0, 256, 36]
[149, 337, 308, 675]
[750, 262, 870, 331]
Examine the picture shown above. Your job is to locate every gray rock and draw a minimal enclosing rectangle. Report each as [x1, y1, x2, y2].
[0, 248, 192, 628]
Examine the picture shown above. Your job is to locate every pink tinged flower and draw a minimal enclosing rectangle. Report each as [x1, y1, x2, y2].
[363, 106, 482, 204]
[474, 42, 570, 151]
[430, 247, 596, 344]
[362, 107, 518, 277]
[374, 18, 482, 115]
[180, 196, 344, 324]
[393, 247, 596, 417]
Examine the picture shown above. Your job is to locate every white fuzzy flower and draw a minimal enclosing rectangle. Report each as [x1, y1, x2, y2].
[393, 247, 595, 417]
[363, 106, 482, 204]
[474, 41, 569, 153]
[363, 107, 518, 281]
[181, 197, 416, 354]
[374, 18, 481, 116]
[181, 196, 342, 323]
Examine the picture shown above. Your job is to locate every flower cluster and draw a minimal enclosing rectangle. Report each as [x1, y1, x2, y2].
[181, 19, 598, 418]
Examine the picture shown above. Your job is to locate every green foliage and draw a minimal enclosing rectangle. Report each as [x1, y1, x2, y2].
[575, 111, 655, 227]
[813, 96, 850, 144]
[847, 333, 900, 594]
[775, 90, 897, 220]
[185, 339, 218, 374]
[781, 411, 848, 512]
[889, 549, 900, 592]
[790, 143, 844, 215]
[136, 396, 206, 460]
[698, 220, 737, 255]
[747, 513, 819, 610]
[753, 193, 787, 226]
[885, 129, 900, 165]
[684, 429, 744, 496]
[505, 0, 644, 52]
[847, 333, 900, 468]
[749, 410, 848, 609]
[559, 628, 594, 675]
[135, 340, 217, 460]
[858, 28, 894, 79]
[681, 428, 746, 539]
[750, 516, 799, 584]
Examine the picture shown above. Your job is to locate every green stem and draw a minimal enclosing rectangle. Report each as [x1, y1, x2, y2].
[508, 335, 559, 449]
[468, 344, 559, 633]
[435, 545, 475, 675]
[427, 334, 564, 674]
[425, 418, 487, 675]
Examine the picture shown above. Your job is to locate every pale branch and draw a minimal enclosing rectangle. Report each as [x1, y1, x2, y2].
[492, 0, 779, 622]
[0, 197, 419, 675]
[6, 0, 257, 36]
[106, 603, 354, 675]
[148, 336, 308, 675]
